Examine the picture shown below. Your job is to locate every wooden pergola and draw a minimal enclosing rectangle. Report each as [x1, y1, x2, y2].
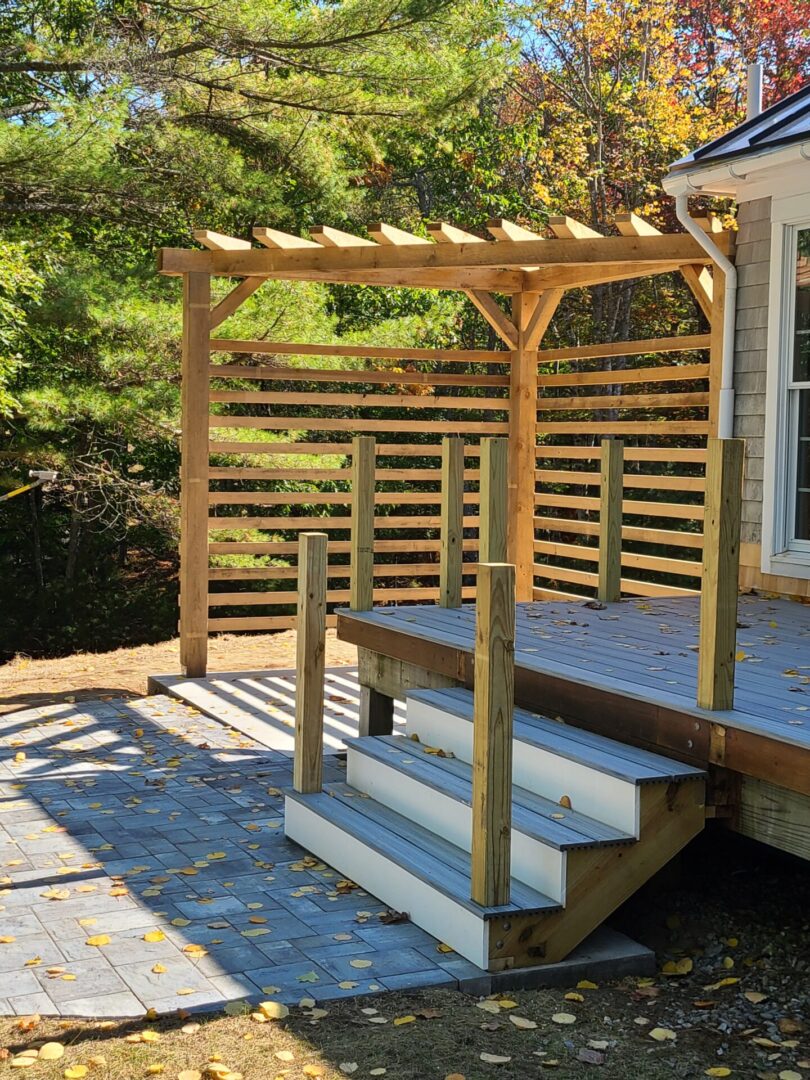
[159, 214, 734, 678]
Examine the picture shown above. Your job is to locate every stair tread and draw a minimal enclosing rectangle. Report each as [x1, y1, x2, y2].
[349, 734, 633, 849]
[287, 782, 561, 919]
[408, 687, 706, 785]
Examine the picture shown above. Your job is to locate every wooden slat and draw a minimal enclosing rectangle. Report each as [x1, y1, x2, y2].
[209, 365, 509, 387]
[208, 562, 449, 580]
[207, 492, 481, 506]
[532, 566, 697, 598]
[179, 272, 211, 678]
[212, 416, 509, 434]
[440, 437, 464, 608]
[598, 439, 623, 602]
[209, 586, 477, 605]
[615, 213, 713, 320]
[538, 334, 710, 365]
[486, 218, 544, 242]
[697, 438, 744, 710]
[209, 389, 508, 410]
[533, 518, 703, 548]
[471, 562, 515, 907]
[208, 615, 337, 631]
[536, 469, 705, 492]
[536, 446, 707, 463]
[535, 421, 708, 435]
[210, 442, 486, 457]
[208, 467, 482, 481]
[479, 438, 508, 563]
[209, 340, 509, 363]
[427, 221, 486, 244]
[209, 538, 481, 554]
[533, 540, 702, 577]
[294, 532, 327, 794]
[539, 363, 710, 388]
[537, 391, 708, 411]
[534, 495, 703, 520]
[350, 436, 375, 611]
[208, 514, 482, 530]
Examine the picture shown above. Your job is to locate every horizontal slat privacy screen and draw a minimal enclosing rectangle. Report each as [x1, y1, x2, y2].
[205, 334, 709, 631]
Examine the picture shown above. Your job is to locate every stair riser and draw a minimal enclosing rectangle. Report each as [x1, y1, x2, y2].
[406, 699, 640, 835]
[285, 797, 490, 968]
[347, 750, 567, 903]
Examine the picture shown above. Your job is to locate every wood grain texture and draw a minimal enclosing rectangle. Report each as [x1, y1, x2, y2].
[439, 437, 465, 608]
[697, 438, 744, 710]
[470, 563, 516, 907]
[597, 439, 624, 602]
[479, 438, 508, 563]
[350, 436, 375, 611]
[508, 293, 541, 600]
[179, 273, 211, 677]
[294, 532, 327, 793]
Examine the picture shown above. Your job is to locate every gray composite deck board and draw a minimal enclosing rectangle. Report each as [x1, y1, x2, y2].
[287, 783, 560, 917]
[409, 688, 705, 784]
[340, 595, 810, 751]
[348, 734, 633, 848]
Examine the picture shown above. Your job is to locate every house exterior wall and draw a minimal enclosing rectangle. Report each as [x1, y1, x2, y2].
[733, 196, 771, 546]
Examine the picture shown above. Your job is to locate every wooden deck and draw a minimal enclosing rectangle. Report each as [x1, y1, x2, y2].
[337, 594, 810, 806]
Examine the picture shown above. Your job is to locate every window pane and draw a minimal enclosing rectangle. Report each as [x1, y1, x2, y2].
[795, 228, 810, 383]
[796, 389, 810, 541]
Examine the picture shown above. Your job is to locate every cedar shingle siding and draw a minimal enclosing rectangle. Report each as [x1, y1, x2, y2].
[733, 197, 771, 545]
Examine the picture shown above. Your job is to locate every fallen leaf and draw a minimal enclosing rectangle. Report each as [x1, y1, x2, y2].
[705, 1069, 732, 1077]
[143, 930, 165, 943]
[85, 935, 110, 947]
[38, 1043, 65, 1061]
[662, 957, 693, 976]
[509, 1016, 537, 1030]
[393, 1016, 415, 1026]
[744, 991, 768, 1004]
[349, 959, 373, 969]
[480, 1054, 511, 1065]
[64, 1068, 89, 1079]
[551, 1013, 577, 1025]
[258, 1001, 289, 1020]
[649, 1028, 677, 1042]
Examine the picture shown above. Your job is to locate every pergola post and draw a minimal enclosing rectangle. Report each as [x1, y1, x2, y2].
[508, 293, 539, 601]
[179, 272, 211, 677]
[597, 438, 624, 602]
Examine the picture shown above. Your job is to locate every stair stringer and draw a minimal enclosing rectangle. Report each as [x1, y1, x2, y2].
[486, 776, 706, 971]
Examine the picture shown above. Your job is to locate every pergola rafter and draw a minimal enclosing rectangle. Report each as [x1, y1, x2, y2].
[160, 214, 735, 677]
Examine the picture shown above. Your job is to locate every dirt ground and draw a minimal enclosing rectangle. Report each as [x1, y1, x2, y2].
[0, 631, 357, 714]
[1, 833, 807, 1079]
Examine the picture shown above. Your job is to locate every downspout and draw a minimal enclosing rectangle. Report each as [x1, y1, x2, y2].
[674, 192, 737, 438]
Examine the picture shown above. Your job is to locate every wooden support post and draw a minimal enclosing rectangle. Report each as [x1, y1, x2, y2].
[697, 438, 744, 710]
[350, 435, 375, 611]
[440, 436, 464, 608]
[480, 438, 508, 563]
[508, 293, 540, 601]
[597, 438, 623, 602]
[471, 562, 516, 908]
[294, 532, 327, 793]
[179, 272, 211, 677]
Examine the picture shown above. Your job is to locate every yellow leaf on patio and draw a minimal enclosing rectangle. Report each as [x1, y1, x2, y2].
[143, 930, 165, 943]
[85, 935, 110, 947]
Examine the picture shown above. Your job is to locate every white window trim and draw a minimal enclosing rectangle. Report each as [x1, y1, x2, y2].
[761, 192, 810, 581]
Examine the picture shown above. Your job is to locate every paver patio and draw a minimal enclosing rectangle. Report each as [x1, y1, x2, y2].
[0, 690, 650, 1017]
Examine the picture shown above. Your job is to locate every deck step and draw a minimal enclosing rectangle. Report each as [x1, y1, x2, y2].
[405, 687, 706, 834]
[346, 734, 633, 902]
[285, 782, 560, 969]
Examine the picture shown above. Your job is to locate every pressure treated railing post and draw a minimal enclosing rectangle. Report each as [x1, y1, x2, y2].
[597, 438, 624, 602]
[179, 272, 211, 677]
[294, 532, 328, 793]
[470, 562, 516, 908]
[697, 437, 744, 710]
[479, 437, 508, 564]
[440, 437, 464, 607]
[350, 435, 375, 612]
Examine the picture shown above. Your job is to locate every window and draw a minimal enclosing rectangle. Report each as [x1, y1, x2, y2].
[762, 197, 810, 580]
[790, 228, 810, 546]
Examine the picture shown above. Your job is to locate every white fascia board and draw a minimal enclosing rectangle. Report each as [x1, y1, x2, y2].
[662, 142, 810, 199]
